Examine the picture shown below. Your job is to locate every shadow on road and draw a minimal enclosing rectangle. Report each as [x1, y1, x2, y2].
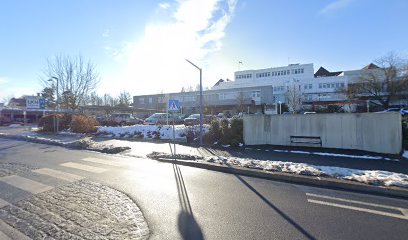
[173, 163, 204, 240]
[227, 163, 317, 240]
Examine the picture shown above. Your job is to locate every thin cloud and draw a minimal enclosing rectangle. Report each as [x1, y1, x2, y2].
[320, 0, 352, 14]
[101, 0, 237, 95]
[102, 29, 110, 38]
[159, 2, 171, 9]
[0, 77, 9, 85]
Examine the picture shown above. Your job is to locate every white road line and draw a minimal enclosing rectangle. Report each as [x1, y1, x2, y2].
[82, 157, 124, 167]
[307, 199, 408, 220]
[0, 198, 10, 208]
[33, 168, 85, 182]
[0, 230, 12, 240]
[306, 193, 407, 212]
[60, 162, 107, 173]
[0, 219, 31, 240]
[0, 175, 53, 194]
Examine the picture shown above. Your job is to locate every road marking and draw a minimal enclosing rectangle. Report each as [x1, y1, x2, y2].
[82, 157, 124, 167]
[0, 230, 11, 240]
[0, 219, 31, 240]
[306, 193, 407, 212]
[307, 199, 408, 220]
[0, 175, 53, 194]
[33, 168, 85, 182]
[0, 198, 10, 208]
[60, 162, 107, 173]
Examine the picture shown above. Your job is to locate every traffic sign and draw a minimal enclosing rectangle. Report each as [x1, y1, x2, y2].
[168, 99, 180, 113]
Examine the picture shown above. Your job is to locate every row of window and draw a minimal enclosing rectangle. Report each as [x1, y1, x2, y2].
[256, 72, 271, 78]
[273, 86, 285, 92]
[236, 74, 252, 79]
[242, 68, 306, 80]
[304, 84, 313, 90]
[319, 82, 345, 89]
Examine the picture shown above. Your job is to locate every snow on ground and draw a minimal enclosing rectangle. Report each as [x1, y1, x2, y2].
[8, 124, 22, 128]
[97, 124, 209, 140]
[203, 156, 408, 188]
[403, 151, 408, 159]
[272, 149, 396, 161]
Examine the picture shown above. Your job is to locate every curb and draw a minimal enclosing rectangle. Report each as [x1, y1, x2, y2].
[0, 133, 130, 154]
[2, 132, 407, 199]
[153, 157, 408, 199]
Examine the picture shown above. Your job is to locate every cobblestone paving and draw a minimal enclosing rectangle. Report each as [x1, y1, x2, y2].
[0, 181, 149, 240]
[0, 162, 37, 177]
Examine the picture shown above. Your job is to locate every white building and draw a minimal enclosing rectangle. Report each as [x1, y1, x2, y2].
[212, 62, 383, 108]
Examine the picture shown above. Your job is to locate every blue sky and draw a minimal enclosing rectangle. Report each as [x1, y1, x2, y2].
[1, 0, 407, 100]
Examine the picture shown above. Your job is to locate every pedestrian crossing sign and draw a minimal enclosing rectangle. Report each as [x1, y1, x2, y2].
[168, 99, 180, 113]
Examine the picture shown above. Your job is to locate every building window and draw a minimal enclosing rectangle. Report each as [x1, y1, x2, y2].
[149, 97, 153, 104]
[252, 91, 261, 98]
[139, 98, 144, 104]
[319, 83, 322, 88]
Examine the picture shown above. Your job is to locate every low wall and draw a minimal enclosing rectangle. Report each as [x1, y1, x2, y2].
[243, 113, 402, 154]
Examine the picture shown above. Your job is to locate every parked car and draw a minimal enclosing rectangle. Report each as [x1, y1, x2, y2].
[0, 115, 12, 126]
[110, 113, 143, 126]
[144, 113, 183, 125]
[376, 108, 408, 115]
[184, 114, 200, 126]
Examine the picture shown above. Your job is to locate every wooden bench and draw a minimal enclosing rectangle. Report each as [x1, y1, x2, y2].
[290, 136, 322, 146]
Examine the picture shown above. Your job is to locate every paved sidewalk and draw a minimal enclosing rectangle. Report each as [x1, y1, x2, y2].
[0, 181, 149, 239]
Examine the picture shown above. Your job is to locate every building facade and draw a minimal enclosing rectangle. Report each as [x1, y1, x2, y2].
[133, 62, 404, 115]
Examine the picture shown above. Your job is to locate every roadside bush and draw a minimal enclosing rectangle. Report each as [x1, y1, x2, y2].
[202, 118, 243, 146]
[70, 115, 99, 133]
[38, 114, 72, 132]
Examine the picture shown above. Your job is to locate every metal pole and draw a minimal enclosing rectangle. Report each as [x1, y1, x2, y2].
[54, 77, 59, 132]
[185, 59, 203, 145]
[199, 68, 203, 145]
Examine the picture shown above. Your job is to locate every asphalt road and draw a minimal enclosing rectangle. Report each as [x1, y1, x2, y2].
[1, 138, 407, 240]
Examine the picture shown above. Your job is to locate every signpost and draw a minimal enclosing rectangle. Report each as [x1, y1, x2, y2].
[168, 100, 180, 159]
[26, 96, 45, 109]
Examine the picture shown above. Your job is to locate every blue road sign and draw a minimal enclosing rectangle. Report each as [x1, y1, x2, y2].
[168, 99, 180, 113]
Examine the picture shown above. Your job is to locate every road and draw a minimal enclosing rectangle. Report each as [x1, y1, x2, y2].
[0, 138, 407, 240]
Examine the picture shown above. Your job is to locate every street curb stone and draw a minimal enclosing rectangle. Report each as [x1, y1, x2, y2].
[153, 157, 408, 199]
[2, 133, 407, 199]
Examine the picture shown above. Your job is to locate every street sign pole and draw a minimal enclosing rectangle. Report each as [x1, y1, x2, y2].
[168, 99, 180, 160]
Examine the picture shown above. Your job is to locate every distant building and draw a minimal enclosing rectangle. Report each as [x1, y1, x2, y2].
[133, 62, 405, 115]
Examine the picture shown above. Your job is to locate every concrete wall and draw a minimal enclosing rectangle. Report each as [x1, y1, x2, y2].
[243, 113, 402, 154]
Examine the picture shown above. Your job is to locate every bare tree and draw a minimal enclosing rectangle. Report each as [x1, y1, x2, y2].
[345, 52, 408, 108]
[285, 84, 302, 114]
[235, 91, 247, 113]
[1, 95, 15, 106]
[41, 55, 100, 110]
[118, 90, 132, 107]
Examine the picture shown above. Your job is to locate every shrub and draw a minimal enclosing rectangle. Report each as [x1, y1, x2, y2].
[203, 118, 244, 146]
[70, 115, 99, 133]
[38, 114, 71, 132]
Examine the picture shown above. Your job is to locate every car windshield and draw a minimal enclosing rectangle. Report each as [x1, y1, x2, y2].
[188, 114, 200, 118]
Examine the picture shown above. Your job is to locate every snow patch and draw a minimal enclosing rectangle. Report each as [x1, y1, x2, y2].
[202, 156, 408, 188]
[97, 125, 209, 140]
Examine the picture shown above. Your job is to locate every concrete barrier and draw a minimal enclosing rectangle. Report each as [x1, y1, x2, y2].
[243, 112, 402, 154]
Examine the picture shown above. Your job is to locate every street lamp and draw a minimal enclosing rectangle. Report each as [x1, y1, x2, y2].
[278, 101, 282, 114]
[185, 59, 203, 145]
[48, 76, 59, 132]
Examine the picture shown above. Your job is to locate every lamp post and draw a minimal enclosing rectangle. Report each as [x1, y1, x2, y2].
[48, 76, 59, 132]
[185, 59, 203, 145]
[278, 101, 282, 114]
